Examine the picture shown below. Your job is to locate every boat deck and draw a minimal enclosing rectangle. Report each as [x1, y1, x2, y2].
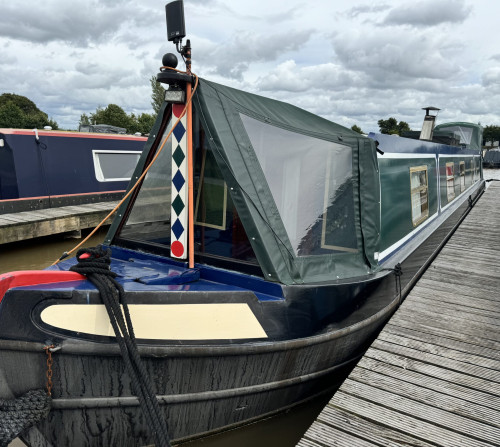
[0, 201, 118, 244]
[297, 182, 500, 447]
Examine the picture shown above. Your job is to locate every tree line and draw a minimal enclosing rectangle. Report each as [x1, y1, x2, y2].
[0, 93, 59, 129]
[0, 77, 165, 134]
[1, 80, 500, 144]
[79, 77, 165, 134]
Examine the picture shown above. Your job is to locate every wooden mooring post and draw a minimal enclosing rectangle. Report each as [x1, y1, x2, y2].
[298, 183, 500, 447]
[0, 202, 118, 245]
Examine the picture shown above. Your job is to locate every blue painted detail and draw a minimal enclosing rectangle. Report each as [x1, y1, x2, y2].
[172, 170, 185, 192]
[172, 219, 184, 239]
[173, 121, 186, 142]
[45, 246, 284, 301]
[0, 131, 145, 200]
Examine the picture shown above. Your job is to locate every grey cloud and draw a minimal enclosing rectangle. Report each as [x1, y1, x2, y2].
[332, 30, 461, 83]
[482, 68, 500, 88]
[196, 29, 313, 80]
[343, 3, 391, 18]
[381, 0, 472, 27]
[0, 1, 152, 47]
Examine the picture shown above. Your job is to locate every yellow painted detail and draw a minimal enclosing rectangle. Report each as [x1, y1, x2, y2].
[40, 303, 267, 340]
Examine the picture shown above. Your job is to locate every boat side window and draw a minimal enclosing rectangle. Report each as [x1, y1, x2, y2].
[240, 114, 358, 256]
[459, 161, 466, 192]
[446, 162, 455, 202]
[93, 150, 142, 182]
[410, 166, 429, 227]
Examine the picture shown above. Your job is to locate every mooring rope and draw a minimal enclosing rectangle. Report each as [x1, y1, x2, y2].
[70, 246, 171, 447]
[0, 389, 51, 447]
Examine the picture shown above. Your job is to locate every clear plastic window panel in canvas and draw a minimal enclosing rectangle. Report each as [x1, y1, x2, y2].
[120, 119, 173, 244]
[240, 114, 358, 256]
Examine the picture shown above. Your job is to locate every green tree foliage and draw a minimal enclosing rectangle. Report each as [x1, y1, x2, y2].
[483, 125, 500, 145]
[81, 104, 155, 135]
[80, 113, 91, 126]
[91, 104, 131, 129]
[0, 93, 58, 129]
[0, 101, 25, 128]
[150, 76, 165, 115]
[351, 124, 363, 134]
[377, 117, 411, 136]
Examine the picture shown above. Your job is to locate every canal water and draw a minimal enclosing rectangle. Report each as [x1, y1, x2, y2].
[4, 168, 500, 446]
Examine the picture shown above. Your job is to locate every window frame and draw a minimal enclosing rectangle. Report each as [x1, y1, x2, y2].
[459, 161, 466, 192]
[410, 165, 429, 227]
[320, 152, 358, 253]
[92, 149, 142, 182]
[194, 147, 228, 230]
[446, 162, 455, 202]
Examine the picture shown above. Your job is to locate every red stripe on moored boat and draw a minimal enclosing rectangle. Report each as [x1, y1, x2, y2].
[0, 270, 85, 304]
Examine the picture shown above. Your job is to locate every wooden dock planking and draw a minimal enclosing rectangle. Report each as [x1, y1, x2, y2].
[0, 201, 118, 244]
[298, 183, 500, 447]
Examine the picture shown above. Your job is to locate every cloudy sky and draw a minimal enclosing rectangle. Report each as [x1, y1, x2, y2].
[0, 0, 499, 133]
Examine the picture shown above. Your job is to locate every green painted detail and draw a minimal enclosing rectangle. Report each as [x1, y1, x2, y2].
[379, 158, 438, 252]
[173, 145, 185, 167]
[172, 195, 185, 216]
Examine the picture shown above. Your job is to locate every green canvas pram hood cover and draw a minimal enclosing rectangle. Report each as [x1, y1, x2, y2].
[193, 78, 381, 284]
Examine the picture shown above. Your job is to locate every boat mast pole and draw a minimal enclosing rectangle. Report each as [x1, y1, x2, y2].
[185, 40, 194, 269]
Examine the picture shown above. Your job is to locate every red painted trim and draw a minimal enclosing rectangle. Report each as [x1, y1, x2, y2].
[0, 270, 85, 304]
[0, 128, 147, 141]
[0, 190, 126, 203]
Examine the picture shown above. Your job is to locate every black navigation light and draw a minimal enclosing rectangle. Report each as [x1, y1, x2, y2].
[166, 0, 186, 44]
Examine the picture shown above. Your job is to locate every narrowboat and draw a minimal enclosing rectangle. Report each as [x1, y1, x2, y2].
[0, 6, 484, 447]
[0, 128, 147, 214]
[483, 149, 500, 168]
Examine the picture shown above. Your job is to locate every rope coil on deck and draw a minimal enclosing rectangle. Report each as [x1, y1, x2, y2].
[70, 245, 171, 447]
[0, 389, 51, 447]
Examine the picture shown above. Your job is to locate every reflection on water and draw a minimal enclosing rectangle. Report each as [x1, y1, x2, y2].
[0, 228, 109, 275]
[484, 167, 500, 186]
[176, 394, 332, 447]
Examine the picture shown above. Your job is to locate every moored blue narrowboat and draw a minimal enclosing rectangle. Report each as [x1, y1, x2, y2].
[0, 128, 146, 214]
[0, 4, 485, 446]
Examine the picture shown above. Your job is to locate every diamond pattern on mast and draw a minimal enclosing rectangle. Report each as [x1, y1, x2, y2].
[172, 195, 185, 216]
[172, 170, 185, 192]
[173, 145, 185, 167]
[173, 121, 186, 142]
[172, 218, 184, 239]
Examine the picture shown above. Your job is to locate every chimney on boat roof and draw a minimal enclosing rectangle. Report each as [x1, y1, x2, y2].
[419, 106, 440, 141]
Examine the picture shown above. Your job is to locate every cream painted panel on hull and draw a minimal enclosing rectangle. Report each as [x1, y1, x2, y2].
[40, 303, 268, 340]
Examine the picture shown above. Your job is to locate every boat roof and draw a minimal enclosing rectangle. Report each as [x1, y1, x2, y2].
[0, 128, 147, 140]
